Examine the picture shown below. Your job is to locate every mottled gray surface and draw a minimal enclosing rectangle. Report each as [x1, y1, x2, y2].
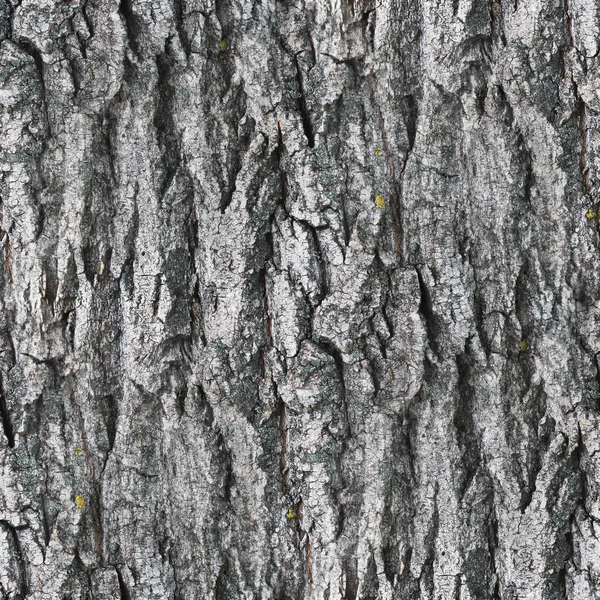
[1, 0, 600, 598]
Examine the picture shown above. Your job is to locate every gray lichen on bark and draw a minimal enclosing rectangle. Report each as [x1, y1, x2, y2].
[1, 0, 600, 598]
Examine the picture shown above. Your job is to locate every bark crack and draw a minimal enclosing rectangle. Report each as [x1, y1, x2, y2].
[293, 53, 315, 148]
[0, 520, 28, 599]
[0, 373, 14, 448]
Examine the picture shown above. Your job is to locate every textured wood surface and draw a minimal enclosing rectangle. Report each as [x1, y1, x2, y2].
[1, 0, 600, 598]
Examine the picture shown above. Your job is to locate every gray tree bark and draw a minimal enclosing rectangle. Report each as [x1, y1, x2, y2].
[0, 0, 599, 598]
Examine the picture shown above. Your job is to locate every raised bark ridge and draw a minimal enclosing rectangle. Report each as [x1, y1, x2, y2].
[1, 0, 600, 598]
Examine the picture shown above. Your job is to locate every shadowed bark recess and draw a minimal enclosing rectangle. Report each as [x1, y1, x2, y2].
[1, 0, 600, 598]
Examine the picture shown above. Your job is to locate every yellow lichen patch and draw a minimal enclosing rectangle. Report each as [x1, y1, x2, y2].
[74, 447, 83, 457]
[286, 508, 296, 519]
[587, 208, 597, 219]
[518, 339, 528, 360]
[219, 39, 228, 52]
[374, 147, 383, 157]
[75, 495, 85, 509]
[375, 195, 385, 209]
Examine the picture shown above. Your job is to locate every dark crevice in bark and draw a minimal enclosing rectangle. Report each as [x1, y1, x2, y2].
[275, 119, 288, 205]
[276, 383, 291, 496]
[34, 203, 46, 242]
[490, 0, 507, 47]
[518, 463, 539, 513]
[5, 330, 16, 371]
[405, 92, 419, 154]
[260, 267, 273, 348]
[81, 0, 95, 38]
[453, 0, 460, 17]
[365, 314, 384, 392]
[416, 268, 439, 355]
[453, 574, 463, 600]
[174, 379, 187, 417]
[118, 0, 140, 56]
[72, 550, 94, 596]
[374, 250, 395, 341]
[594, 354, 600, 412]
[118, 183, 139, 299]
[293, 54, 315, 148]
[564, 0, 575, 48]
[216, 432, 234, 503]
[519, 386, 548, 513]
[259, 183, 277, 375]
[195, 384, 213, 426]
[360, 552, 379, 599]
[305, 223, 329, 303]
[167, 548, 182, 600]
[418, 483, 440, 596]
[102, 112, 118, 184]
[17, 39, 50, 134]
[381, 539, 398, 591]
[359, 9, 377, 52]
[344, 556, 359, 600]
[474, 73, 489, 119]
[41, 491, 51, 547]
[516, 132, 534, 206]
[188, 198, 206, 346]
[215, 557, 230, 600]
[341, 172, 351, 247]
[294, 500, 314, 591]
[42, 256, 58, 310]
[172, 0, 190, 56]
[375, 328, 387, 361]
[316, 339, 351, 437]
[462, 244, 488, 355]
[3, 0, 14, 40]
[152, 274, 162, 317]
[494, 83, 514, 137]
[116, 566, 131, 600]
[488, 509, 501, 599]
[575, 420, 587, 514]
[514, 260, 529, 337]
[0, 374, 14, 448]
[105, 393, 118, 456]
[63, 17, 84, 92]
[74, 393, 105, 559]
[455, 344, 482, 500]
[334, 502, 345, 541]
[219, 122, 252, 214]
[558, 426, 584, 599]
[81, 243, 97, 288]
[0, 520, 28, 599]
[578, 99, 591, 197]
[155, 44, 182, 198]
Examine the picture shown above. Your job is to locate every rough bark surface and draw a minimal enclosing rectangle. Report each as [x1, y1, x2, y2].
[1, 0, 600, 598]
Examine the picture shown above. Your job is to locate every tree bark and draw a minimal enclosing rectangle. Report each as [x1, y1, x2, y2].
[1, 0, 600, 598]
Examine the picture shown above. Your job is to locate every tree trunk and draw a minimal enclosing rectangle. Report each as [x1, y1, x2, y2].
[1, 0, 599, 598]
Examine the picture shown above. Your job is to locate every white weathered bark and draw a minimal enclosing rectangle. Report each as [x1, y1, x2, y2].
[1, 0, 600, 598]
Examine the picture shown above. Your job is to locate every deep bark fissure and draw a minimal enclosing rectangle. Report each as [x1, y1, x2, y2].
[118, 0, 140, 55]
[0, 374, 14, 448]
[116, 566, 131, 600]
[294, 53, 315, 148]
[16, 39, 50, 134]
[316, 338, 351, 437]
[0, 521, 28, 599]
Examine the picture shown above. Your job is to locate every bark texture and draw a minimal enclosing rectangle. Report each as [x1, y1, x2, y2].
[1, 0, 600, 598]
